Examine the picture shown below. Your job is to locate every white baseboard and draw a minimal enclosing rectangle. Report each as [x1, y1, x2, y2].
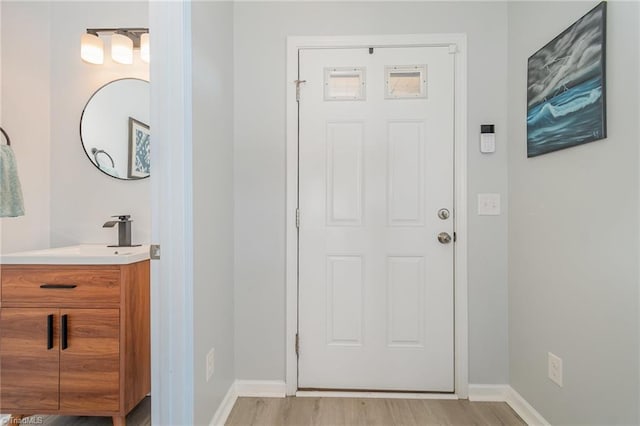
[208, 380, 286, 426]
[296, 391, 458, 400]
[235, 380, 287, 398]
[469, 384, 550, 426]
[209, 381, 549, 426]
[209, 382, 238, 426]
[468, 384, 510, 402]
[505, 387, 550, 426]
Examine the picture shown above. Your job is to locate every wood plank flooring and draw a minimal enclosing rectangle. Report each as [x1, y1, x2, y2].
[226, 397, 527, 426]
[29, 396, 526, 425]
[24, 397, 150, 426]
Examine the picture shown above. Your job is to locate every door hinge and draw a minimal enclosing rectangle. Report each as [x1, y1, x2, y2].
[296, 208, 300, 228]
[295, 79, 306, 102]
[295, 333, 300, 357]
[453, 232, 457, 242]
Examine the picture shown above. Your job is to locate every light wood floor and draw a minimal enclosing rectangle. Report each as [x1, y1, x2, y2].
[30, 395, 526, 425]
[27, 397, 151, 426]
[226, 397, 527, 426]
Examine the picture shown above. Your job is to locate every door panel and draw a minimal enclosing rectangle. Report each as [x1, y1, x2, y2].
[0, 308, 60, 411]
[388, 121, 425, 226]
[326, 255, 364, 345]
[59, 309, 120, 412]
[298, 46, 455, 391]
[326, 122, 364, 225]
[387, 256, 424, 347]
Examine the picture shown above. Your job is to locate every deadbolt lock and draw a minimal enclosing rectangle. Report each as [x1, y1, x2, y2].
[437, 208, 450, 220]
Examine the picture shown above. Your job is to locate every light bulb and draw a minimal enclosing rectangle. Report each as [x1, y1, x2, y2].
[80, 33, 104, 64]
[140, 33, 150, 63]
[111, 33, 133, 64]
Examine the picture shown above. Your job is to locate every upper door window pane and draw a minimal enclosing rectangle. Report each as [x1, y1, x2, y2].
[385, 65, 427, 99]
[324, 67, 366, 101]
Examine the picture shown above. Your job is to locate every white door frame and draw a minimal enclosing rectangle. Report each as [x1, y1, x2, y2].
[149, 1, 194, 425]
[285, 34, 468, 398]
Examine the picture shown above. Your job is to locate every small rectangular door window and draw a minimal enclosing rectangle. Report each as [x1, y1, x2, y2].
[324, 67, 366, 101]
[385, 65, 427, 99]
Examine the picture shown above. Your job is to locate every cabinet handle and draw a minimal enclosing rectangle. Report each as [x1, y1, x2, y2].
[47, 314, 54, 350]
[40, 284, 77, 289]
[61, 314, 68, 350]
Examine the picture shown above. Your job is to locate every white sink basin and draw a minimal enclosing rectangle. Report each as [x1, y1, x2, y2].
[0, 244, 150, 265]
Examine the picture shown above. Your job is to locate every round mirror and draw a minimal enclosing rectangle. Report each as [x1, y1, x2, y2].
[80, 78, 150, 180]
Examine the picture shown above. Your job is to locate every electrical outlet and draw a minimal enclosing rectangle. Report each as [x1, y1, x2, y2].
[548, 352, 563, 387]
[206, 348, 215, 382]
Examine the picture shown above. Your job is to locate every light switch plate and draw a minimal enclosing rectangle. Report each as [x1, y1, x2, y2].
[478, 193, 501, 215]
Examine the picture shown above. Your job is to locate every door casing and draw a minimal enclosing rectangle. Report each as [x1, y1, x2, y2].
[285, 34, 469, 398]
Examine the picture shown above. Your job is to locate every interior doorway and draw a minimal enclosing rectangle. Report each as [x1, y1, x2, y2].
[286, 34, 469, 397]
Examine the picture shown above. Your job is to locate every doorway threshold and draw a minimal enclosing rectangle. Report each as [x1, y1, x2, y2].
[296, 390, 459, 400]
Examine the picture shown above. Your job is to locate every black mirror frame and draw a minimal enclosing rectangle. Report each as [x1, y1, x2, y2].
[79, 77, 150, 181]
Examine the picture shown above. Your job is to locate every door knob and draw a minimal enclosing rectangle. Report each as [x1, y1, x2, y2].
[438, 232, 452, 244]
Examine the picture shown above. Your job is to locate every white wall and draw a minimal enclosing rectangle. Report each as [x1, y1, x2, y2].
[234, 1, 509, 385]
[0, 2, 51, 254]
[191, 2, 235, 424]
[1, 2, 150, 252]
[507, 2, 640, 424]
[49, 2, 150, 248]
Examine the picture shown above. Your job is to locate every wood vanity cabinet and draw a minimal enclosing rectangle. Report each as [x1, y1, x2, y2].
[0, 261, 150, 426]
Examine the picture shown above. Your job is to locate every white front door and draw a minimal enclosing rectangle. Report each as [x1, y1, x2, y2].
[298, 46, 455, 392]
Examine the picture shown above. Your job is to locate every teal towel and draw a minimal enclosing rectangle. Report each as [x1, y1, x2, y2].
[0, 145, 25, 217]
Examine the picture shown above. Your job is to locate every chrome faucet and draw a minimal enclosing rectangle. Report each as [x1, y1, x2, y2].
[103, 215, 140, 247]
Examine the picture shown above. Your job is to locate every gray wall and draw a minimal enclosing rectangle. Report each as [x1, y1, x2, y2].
[0, 1, 51, 254]
[234, 1, 510, 384]
[192, 2, 235, 425]
[507, 2, 640, 424]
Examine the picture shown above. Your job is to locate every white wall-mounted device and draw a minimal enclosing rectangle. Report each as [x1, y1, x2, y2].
[480, 124, 495, 153]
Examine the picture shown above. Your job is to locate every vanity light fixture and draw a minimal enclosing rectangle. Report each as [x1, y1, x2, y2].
[80, 33, 104, 64]
[111, 33, 133, 64]
[140, 33, 150, 63]
[80, 28, 149, 65]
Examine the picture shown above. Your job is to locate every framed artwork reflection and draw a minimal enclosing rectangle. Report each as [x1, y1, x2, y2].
[128, 117, 150, 179]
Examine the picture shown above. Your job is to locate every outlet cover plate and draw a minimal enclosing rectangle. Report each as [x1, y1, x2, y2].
[548, 352, 563, 387]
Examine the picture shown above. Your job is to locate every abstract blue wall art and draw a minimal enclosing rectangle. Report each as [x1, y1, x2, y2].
[128, 117, 150, 179]
[527, 2, 607, 157]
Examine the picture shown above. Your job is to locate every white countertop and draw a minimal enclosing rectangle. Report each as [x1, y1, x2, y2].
[0, 244, 150, 265]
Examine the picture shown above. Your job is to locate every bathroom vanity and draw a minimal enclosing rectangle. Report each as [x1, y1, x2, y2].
[0, 245, 150, 426]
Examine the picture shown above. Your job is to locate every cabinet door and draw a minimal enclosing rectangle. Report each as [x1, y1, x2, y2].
[0, 308, 60, 411]
[59, 309, 120, 412]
